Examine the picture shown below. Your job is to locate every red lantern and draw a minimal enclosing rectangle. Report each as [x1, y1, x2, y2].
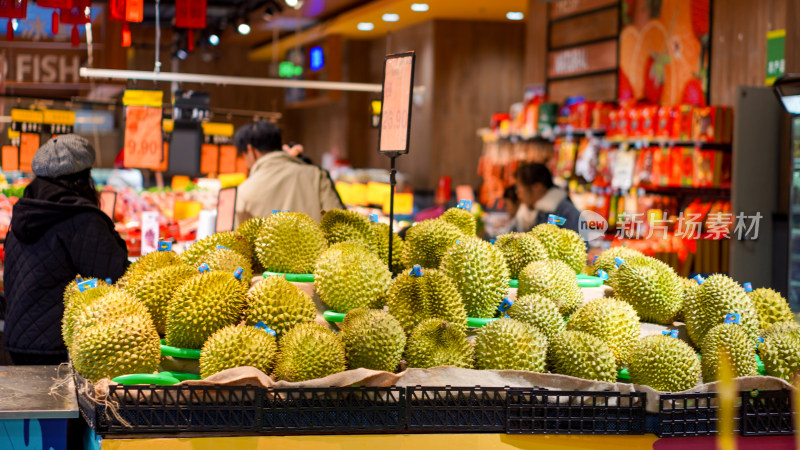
[37, 0, 71, 7]
[60, 0, 90, 47]
[0, 0, 27, 19]
[175, 0, 206, 29]
[125, 0, 142, 23]
[108, 0, 125, 22]
[121, 22, 131, 47]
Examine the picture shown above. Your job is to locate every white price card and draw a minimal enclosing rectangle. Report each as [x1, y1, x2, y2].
[378, 52, 416, 154]
[140, 211, 159, 255]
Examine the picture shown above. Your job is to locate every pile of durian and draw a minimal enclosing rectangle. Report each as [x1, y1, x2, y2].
[63, 207, 800, 393]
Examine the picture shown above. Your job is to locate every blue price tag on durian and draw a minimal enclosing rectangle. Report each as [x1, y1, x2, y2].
[198, 263, 210, 274]
[693, 274, 705, 284]
[547, 214, 566, 226]
[369, 213, 379, 223]
[158, 241, 172, 251]
[592, 255, 599, 264]
[614, 257, 625, 268]
[105, 278, 112, 285]
[233, 267, 244, 280]
[743, 282, 753, 292]
[409, 265, 423, 277]
[497, 297, 513, 313]
[254, 321, 276, 336]
[77, 279, 98, 292]
[661, 329, 679, 338]
[457, 200, 472, 210]
[724, 313, 741, 324]
[216, 245, 229, 251]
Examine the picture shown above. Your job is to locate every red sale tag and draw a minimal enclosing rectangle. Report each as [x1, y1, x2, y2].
[123, 106, 164, 169]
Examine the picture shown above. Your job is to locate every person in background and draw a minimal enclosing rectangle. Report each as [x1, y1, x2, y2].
[503, 184, 520, 223]
[4, 135, 129, 365]
[234, 121, 344, 224]
[514, 162, 582, 233]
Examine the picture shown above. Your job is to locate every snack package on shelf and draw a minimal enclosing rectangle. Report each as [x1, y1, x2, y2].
[692, 106, 733, 143]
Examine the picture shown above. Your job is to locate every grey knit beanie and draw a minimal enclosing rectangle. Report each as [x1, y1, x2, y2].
[31, 134, 95, 177]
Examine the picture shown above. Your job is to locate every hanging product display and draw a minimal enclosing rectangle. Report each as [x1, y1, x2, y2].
[59, 0, 91, 47]
[122, 90, 165, 170]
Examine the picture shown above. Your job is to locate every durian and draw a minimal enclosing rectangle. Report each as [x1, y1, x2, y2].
[567, 297, 640, 369]
[244, 275, 316, 338]
[61, 284, 115, 348]
[236, 216, 268, 272]
[181, 232, 252, 267]
[585, 246, 644, 287]
[700, 323, 758, 382]
[506, 293, 565, 339]
[494, 232, 549, 279]
[613, 256, 683, 325]
[202, 248, 254, 290]
[405, 319, 474, 369]
[762, 320, 800, 339]
[274, 323, 346, 381]
[749, 288, 793, 330]
[440, 237, 509, 318]
[255, 212, 327, 274]
[69, 290, 151, 348]
[385, 267, 467, 334]
[340, 309, 406, 372]
[547, 330, 617, 382]
[760, 329, 800, 382]
[441, 207, 477, 236]
[118, 251, 182, 288]
[124, 264, 198, 335]
[629, 335, 700, 391]
[165, 272, 246, 349]
[529, 224, 587, 273]
[314, 242, 392, 312]
[683, 274, 759, 347]
[320, 209, 375, 250]
[518, 259, 582, 316]
[370, 222, 405, 275]
[200, 325, 278, 378]
[474, 318, 547, 371]
[71, 314, 160, 382]
[402, 219, 464, 269]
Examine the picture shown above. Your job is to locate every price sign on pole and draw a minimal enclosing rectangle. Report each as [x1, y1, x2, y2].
[378, 52, 415, 154]
[122, 90, 164, 170]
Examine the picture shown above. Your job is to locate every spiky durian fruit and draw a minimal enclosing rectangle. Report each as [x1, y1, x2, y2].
[760, 329, 800, 382]
[613, 256, 683, 325]
[700, 323, 758, 382]
[165, 272, 246, 349]
[440, 237, 509, 318]
[748, 288, 793, 330]
[69, 290, 151, 348]
[441, 207, 477, 236]
[124, 264, 198, 335]
[518, 259, 582, 316]
[274, 323, 346, 382]
[683, 274, 759, 347]
[494, 232, 549, 279]
[314, 242, 392, 312]
[402, 219, 465, 269]
[629, 335, 700, 391]
[369, 222, 405, 275]
[385, 267, 467, 334]
[320, 209, 376, 251]
[584, 246, 644, 287]
[181, 232, 252, 267]
[199, 325, 278, 378]
[62, 284, 115, 347]
[474, 318, 547, 371]
[404, 319, 474, 369]
[244, 275, 316, 339]
[118, 251, 183, 288]
[506, 293, 565, 339]
[255, 211, 327, 274]
[547, 330, 617, 382]
[202, 248, 253, 290]
[340, 309, 406, 372]
[528, 224, 587, 273]
[567, 297, 640, 369]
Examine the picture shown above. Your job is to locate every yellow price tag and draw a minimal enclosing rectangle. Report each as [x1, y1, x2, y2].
[350, 183, 367, 206]
[123, 90, 164, 107]
[43, 109, 76, 126]
[201, 122, 234, 137]
[367, 182, 390, 207]
[11, 109, 43, 124]
[383, 193, 414, 215]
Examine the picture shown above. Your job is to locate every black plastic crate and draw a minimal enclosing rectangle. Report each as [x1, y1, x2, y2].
[506, 389, 647, 434]
[740, 389, 794, 436]
[657, 391, 740, 437]
[262, 387, 405, 434]
[405, 386, 510, 432]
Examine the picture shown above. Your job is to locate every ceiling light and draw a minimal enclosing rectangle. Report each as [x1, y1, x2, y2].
[237, 23, 251, 35]
[357, 22, 374, 31]
[411, 3, 429, 12]
[506, 11, 524, 20]
[382, 13, 399, 22]
[284, 0, 303, 9]
[208, 34, 220, 46]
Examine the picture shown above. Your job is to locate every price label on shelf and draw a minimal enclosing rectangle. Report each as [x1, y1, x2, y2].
[123, 105, 164, 170]
[611, 150, 636, 190]
[378, 52, 416, 154]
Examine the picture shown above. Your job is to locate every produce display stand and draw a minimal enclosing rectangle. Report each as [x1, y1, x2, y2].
[74, 369, 797, 450]
[0, 365, 79, 450]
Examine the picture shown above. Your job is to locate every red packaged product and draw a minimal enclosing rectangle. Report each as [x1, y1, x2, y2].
[607, 110, 619, 138]
[671, 105, 693, 140]
[680, 147, 694, 186]
[575, 101, 595, 129]
[668, 147, 683, 187]
[641, 106, 659, 139]
[656, 106, 674, 139]
[692, 106, 733, 143]
[628, 107, 642, 139]
[617, 108, 631, 140]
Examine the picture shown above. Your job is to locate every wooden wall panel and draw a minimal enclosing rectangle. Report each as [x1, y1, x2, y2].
[433, 20, 525, 189]
[524, 0, 548, 87]
[709, 0, 787, 105]
[548, 40, 617, 78]
[550, 0, 618, 20]
[550, 7, 619, 49]
[548, 72, 617, 103]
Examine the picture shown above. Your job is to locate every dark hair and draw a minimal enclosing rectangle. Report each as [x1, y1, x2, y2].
[503, 184, 519, 203]
[234, 121, 282, 155]
[57, 169, 100, 207]
[514, 163, 554, 189]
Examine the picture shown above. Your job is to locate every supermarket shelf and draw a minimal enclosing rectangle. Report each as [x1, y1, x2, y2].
[637, 185, 731, 197]
[552, 126, 607, 138]
[609, 139, 732, 151]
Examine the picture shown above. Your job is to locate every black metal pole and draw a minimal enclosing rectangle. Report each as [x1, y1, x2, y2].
[387, 154, 397, 274]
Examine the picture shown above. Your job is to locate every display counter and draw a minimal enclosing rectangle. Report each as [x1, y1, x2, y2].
[0, 365, 78, 450]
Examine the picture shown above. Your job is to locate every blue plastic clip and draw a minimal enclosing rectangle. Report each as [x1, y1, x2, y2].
[216, 245, 230, 251]
[77, 279, 98, 292]
[595, 269, 609, 280]
[254, 322, 276, 337]
[547, 214, 566, 226]
[369, 214, 379, 223]
[660, 329, 679, 338]
[456, 240, 461, 245]
[743, 282, 753, 293]
[592, 255, 599, 264]
[758, 337, 765, 343]
[489, 239, 496, 244]
[457, 200, 473, 210]
[614, 257, 625, 268]
[272, 210, 280, 214]
[105, 278, 112, 285]
[158, 241, 172, 251]
[693, 274, 705, 284]
[497, 297, 514, 313]
[198, 263, 210, 274]
[233, 267, 244, 280]
[410, 265, 423, 277]
[724, 313, 741, 324]
[504, 313, 510, 319]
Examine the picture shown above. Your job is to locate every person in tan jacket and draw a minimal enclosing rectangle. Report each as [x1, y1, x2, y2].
[234, 121, 344, 225]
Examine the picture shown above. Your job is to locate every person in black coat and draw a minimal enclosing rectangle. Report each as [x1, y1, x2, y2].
[4, 135, 129, 365]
